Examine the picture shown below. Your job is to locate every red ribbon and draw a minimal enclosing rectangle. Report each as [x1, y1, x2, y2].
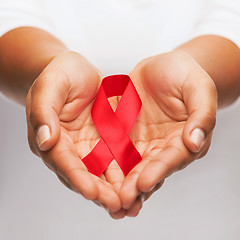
[82, 74, 142, 176]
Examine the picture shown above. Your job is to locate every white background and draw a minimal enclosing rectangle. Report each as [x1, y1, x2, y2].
[0, 96, 239, 240]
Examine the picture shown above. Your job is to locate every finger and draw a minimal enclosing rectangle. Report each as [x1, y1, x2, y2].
[182, 71, 217, 153]
[92, 176, 122, 213]
[103, 160, 125, 193]
[28, 69, 70, 152]
[122, 181, 164, 218]
[137, 145, 192, 192]
[109, 209, 126, 219]
[197, 136, 212, 159]
[126, 195, 143, 217]
[119, 159, 149, 209]
[143, 180, 165, 201]
[99, 174, 107, 181]
[95, 160, 125, 213]
[92, 200, 113, 213]
[44, 143, 98, 200]
[57, 175, 73, 191]
[45, 136, 122, 212]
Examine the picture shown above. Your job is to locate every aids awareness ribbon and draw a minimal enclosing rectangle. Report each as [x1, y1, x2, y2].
[82, 74, 142, 176]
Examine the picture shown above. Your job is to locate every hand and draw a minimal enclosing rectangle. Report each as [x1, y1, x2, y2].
[119, 50, 218, 216]
[26, 51, 123, 213]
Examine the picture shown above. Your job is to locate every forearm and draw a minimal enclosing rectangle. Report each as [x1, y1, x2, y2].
[176, 35, 240, 108]
[0, 27, 68, 104]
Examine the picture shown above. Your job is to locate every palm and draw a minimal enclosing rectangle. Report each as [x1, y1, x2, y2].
[130, 85, 186, 163]
[59, 71, 188, 179]
[118, 53, 207, 211]
[129, 65, 190, 171]
[27, 52, 127, 213]
[28, 51, 216, 218]
[56, 63, 192, 218]
[60, 100, 99, 161]
[56, 55, 194, 217]
[59, 92, 125, 175]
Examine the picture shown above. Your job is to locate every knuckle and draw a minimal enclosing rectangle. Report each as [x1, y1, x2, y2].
[29, 106, 44, 128]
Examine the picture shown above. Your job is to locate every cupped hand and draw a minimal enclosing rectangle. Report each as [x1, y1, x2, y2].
[26, 50, 218, 219]
[26, 51, 125, 214]
[119, 50, 218, 216]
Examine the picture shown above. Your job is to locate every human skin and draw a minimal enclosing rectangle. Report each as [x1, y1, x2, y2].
[116, 36, 240, 218]
[0, 27, 239, 218]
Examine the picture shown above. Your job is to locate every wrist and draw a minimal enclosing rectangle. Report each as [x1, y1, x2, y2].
[176, 36, 240, 107]
[0, 27, 68, 104]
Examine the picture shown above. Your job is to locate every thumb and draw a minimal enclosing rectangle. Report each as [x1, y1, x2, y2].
[182, 72, 218, 153]
[27, 69, 69, 152]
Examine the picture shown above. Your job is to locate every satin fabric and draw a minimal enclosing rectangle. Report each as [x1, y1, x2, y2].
[82, 75, 142, 176]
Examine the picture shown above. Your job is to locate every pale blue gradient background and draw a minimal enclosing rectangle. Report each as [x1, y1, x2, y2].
[0, 96, 239, 240]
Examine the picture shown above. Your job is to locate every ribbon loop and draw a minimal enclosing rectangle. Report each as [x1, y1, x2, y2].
[82, 75, 142, 176]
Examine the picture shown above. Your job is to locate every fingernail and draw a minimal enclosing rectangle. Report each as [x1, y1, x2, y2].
[190, 128, 205, 151]
[37, 125, 51, 151]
